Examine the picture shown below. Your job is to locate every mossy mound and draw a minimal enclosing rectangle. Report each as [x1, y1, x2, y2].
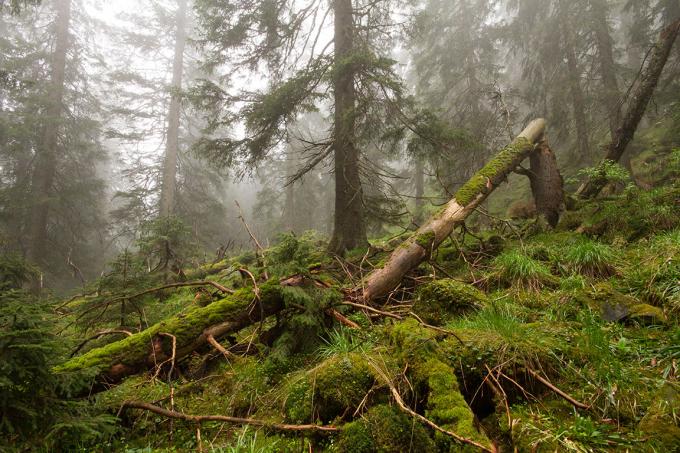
[413, 279, 488, 324]
[413, 358, 492, 452]
[284, 352, 376, 423]
[639, 382, 680, 448]
[334, 404, 436, 453]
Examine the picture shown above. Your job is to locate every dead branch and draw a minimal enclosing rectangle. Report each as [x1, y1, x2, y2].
[526, 367, 589, 410]
[120, 400, 340, 433]
[235, 200, 268, 280]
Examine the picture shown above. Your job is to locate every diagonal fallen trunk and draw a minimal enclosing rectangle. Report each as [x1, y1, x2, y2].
[576, 19, 680, 199]
[358, 119, 546, 301]
[55, 283, 286, 383]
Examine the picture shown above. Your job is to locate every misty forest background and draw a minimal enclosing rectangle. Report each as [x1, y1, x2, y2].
[1, 0, 680, 451]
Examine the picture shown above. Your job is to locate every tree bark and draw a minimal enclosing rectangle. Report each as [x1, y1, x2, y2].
[27, 0, 70, 274]
[358, 119, 546, 301]
[528, 141, 564, 227]
[590, 0, 621, 139]
[328, 0, 367, 254]
[158, 0, 187, 218]
[577, 19, 680, 199]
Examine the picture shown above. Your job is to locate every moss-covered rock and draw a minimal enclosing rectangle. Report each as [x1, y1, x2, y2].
[413, 279, 488, 325]
[639, 382, 680, 448]
[334, 405, 436, 453]
[575, 283, 666, 324]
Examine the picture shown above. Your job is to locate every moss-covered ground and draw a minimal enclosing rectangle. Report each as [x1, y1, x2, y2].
[51, 149, 680, 452]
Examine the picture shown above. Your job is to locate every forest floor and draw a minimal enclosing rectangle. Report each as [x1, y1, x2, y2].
[56, 147, 680, 453]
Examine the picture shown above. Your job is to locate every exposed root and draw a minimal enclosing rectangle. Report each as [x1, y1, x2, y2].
[525, 367, 590, 410]
[368, 360, 496, 453]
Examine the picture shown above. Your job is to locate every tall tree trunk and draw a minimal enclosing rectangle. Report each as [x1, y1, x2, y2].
[577, 19, 680, 199]
[328, 0, 367, 255]
[590, 0, 621, 138]
[562, 22, 591, 165]
[159, 0, 187, 218]
[28, 0, 70, 275]
[413, 157, 425, 225]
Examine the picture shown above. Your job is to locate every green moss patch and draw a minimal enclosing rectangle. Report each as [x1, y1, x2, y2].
[413, 279, 488, 325]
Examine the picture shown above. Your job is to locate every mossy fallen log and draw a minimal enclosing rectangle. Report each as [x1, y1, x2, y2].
[359, 119, 546, 301]
[55, 282, 286, 382]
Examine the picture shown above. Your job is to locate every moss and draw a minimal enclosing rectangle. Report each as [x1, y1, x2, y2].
[574, 283, 665, 323]
[414, 358, 492, 451]
[284, 352, 375, 423]
[55, 282, 284, 375]
[415, 230, 436, 249]
[454, 137, 533, 206]
[639, 382, 680, 448]
[413, 279, 487, 325]
[388, 318, 438, 359]
[335, 404, 436, 453]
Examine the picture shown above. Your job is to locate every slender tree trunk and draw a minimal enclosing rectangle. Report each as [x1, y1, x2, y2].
[159, 0, 187, 218]
[577, 19, 680, 198]
[328, 0, 367, 255]
[283, 150, 296, 232]
[562, 22, 591, 165]
[28, 0, 70, 275]
[590, 0, 621, 138]
[413, 157, 425, 225]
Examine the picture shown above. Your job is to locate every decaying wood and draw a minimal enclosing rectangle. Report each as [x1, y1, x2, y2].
[120, 400, 340, 433]
[358, 119, 546, 301]
[527, 140, 564, 227]
[577, 19, 680, 199]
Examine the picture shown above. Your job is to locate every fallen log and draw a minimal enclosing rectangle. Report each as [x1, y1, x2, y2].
[576, 19, 680, 199]
[56, 282, 286, 382]
[358, 119, 546, 301]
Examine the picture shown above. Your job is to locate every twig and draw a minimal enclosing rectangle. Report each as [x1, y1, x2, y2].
[485, 365, 512, 430]
[152, 333, 177, 381]
[206, 334, 236, 360]
[526, 368, 590, 410]
[120, 401, 340, 433]
[328, 308, 361, 329]
[368, 361, 496, 453]
[235, 200, 268, 280]
[70, 329, 132, 357]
